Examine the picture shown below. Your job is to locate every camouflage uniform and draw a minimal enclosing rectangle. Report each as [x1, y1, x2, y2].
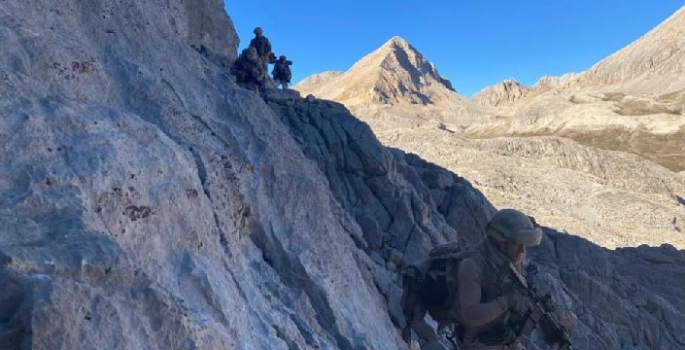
[230, 47, 264, 93]
[272, 55, 292, 89]
[452, 243, 529, 350]
[401, 210, 565, 350]
[450, 209, 543, 350]
[249, 27, 272, 81]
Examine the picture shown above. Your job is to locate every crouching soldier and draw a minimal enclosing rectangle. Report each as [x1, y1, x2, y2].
[401, 209, 571, 350]
[272, 55, 292, 89]
[230, 47, 264, 93]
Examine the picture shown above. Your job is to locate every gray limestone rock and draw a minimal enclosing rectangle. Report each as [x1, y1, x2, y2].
[0, 1, 409, 349]
[3, 1, 685, 350]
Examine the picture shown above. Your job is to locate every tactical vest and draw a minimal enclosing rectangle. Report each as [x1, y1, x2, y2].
[471, 246, 529, 346]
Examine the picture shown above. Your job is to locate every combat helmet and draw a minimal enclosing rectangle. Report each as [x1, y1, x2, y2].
[254, 27, 263, 35]
[486, 209, 542, 247]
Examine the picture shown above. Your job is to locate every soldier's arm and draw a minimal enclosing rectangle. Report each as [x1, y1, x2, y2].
[457, 258, 508, 328]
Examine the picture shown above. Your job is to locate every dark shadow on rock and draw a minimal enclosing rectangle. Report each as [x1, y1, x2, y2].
[389, 41, 455, 93]
[0, 270, 31, 350]
[530, 227, 685, 349]
[265, 92, 494, 263]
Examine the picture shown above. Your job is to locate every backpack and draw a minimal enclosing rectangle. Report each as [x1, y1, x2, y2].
[272, 62, 292, 82]
[400, 243, 473, 344]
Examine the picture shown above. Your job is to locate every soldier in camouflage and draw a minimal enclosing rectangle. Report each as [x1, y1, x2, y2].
[412, 209, 565, 350]
[230, 47, 264, 93]
[249, 27, 273, 82]
[450, 209, 560, 350]
[272, 55, 292, 89]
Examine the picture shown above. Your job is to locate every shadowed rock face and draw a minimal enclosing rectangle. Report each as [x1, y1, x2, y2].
[527, 230, 685, 350]
[2, 2, 685, 350]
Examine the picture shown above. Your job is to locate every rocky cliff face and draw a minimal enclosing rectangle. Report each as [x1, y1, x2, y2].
[0, 1, 485, 349]
[0, 1, 413, 348]
[2, 1, 685, 350]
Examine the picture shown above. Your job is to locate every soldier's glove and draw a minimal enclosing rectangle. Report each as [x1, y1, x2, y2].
[505, 293, 530, 316]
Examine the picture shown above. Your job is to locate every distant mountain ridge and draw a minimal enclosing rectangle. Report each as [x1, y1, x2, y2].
[475, 5, 685, 107]
[472, 78, 527, 107]
[473, 73, 580, 107]
[570, 5, 685, 94]
[294, 71, 343, 94]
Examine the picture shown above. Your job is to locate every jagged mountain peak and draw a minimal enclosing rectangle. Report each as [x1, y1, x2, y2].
[472, 73, 583, 107]
[359, 36, 455, 93]
[295, 36, 457, 105]
[371, 36, 421, 61]
[383, 35, 412, 49]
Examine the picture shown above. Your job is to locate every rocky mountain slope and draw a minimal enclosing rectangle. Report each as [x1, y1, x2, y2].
[473, 73, 579, 107]
[465, 5, 685, 171]
[377, 127, 685, 249]
[473, 78, 528, 107]
[296, 36, 456, 105]
[2, 1, 685, 350]
[475, 5, 685, 107]
[463, 86, 685, 172]
[569, 5, 685, 95]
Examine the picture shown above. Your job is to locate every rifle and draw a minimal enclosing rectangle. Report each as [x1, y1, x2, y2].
[508, 262, 573, 350]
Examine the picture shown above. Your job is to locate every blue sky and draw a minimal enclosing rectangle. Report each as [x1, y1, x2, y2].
[224, 1, 684, 96]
